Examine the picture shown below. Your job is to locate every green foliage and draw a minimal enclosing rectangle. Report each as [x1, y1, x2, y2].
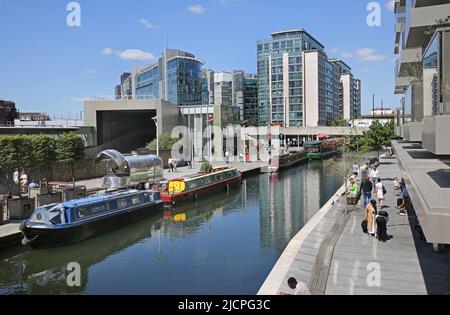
[30, 135, 56, 169]
[147, 133, 180, 151]
[200, 161, 214, 173]
[0, 136, 32, 171]
[361, 120, 395, 154]
[330, 117, 349, 127]
[55, 132, 85, 163]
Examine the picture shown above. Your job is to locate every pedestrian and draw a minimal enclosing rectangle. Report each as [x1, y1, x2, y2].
[365, 199, 378, 237]
[361, 176, 373, 209]
[352, 164, 359, 176]
[375, 178, 386, 208]
[172, 157, 178, 172]
[396, 179, 410, 216]
[239, 152, 244, 163]
[370, 167, 380, 193]
[225, 150, 231, 164]
[168, 156, 173, 173]
[19, 170, 29, 195]
[287, 277, 311, 295]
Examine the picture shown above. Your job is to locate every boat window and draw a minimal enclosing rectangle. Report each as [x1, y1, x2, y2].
[91, 203, 107, 214]
[117, 198, 128, 209]
[77, 207, 87, 219]
[131, 195, 142, 205]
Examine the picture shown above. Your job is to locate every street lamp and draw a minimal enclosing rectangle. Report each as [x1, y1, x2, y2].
[152, 116, 159, 157]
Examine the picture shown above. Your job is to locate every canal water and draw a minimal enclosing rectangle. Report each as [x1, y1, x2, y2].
[0, 161, 343, 295]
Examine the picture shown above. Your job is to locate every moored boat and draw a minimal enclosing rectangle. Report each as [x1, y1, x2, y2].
[305, 138, 343, 160]
[261, 149, 307, 173]
[160, 167, 241, 205]
[20, 190, 163, 249]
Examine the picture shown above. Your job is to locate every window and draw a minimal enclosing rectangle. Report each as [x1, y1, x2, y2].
[131, 196, 142, 206]
[117, 199, 128, 209]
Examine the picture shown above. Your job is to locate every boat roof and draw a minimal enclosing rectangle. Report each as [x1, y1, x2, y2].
[171, 167, 238, 181]
[304, 141, 322, 146]
[62, 190, 142, 208]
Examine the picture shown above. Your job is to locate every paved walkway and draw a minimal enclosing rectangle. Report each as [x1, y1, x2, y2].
[260, 156, 450, 295]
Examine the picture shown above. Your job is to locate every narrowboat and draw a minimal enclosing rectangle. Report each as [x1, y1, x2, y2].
[20, 190, 163, 249]
[160, 167, 241, 205]
[305, 138, 343, 160]
[261, 149, 307, 173]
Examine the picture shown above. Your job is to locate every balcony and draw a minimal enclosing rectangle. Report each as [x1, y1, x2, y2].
[404, 2, 450, 49]
[394, 47, 422, 93]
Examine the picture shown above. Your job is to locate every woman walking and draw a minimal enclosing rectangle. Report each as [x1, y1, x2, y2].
[365, 200, 378, 237]
[376, 178, 385, 208]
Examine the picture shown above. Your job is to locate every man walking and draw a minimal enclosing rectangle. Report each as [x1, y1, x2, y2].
[370, 167, 380, 193]
[361, 176, 373, 209]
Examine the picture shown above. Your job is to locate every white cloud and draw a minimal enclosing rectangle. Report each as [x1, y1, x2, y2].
[386, 0, 396, 12]
[331, 48, 339, 53]
[100, 48, 156, 61]
[188, 4, 206, 14]
[101, 48, 114, 55]
[118, 49, 155, 61]
[340, 52, 354, 59]
[87, 69, 97, 75]
[356, 48, 387, 62]
[139, 18, 158, 29]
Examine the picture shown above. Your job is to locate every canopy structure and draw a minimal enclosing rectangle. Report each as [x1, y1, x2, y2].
[95, 150, 164, 190]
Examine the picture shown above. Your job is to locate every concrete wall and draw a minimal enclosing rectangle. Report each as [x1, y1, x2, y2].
[303, 51, 319, 127]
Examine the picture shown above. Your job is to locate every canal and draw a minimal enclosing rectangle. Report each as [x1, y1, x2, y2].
[0, 161, 343, 295]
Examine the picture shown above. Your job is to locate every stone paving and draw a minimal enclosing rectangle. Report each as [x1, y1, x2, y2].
[260, 156, 450, 295]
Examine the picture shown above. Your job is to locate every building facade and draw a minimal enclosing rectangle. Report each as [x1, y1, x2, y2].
[257, 29, 361, 127]
[233, 70, 258, 122]
[394, 0, 450, 147]
[0, 100, 18, 126]
[116, 49, 205, 106]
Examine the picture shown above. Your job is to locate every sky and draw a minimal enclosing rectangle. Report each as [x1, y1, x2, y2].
[0, 0, 400, 117]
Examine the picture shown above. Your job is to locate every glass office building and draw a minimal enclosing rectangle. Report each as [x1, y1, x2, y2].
[131, 49, 204, 106]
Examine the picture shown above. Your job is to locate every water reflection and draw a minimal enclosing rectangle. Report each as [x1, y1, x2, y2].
[0, 162, 342, 295]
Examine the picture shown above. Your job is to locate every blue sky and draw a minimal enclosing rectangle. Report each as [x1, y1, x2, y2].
[0, 0, 399, 117]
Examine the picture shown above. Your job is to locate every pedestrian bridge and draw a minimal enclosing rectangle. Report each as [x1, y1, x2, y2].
[242, 126, 369, 137]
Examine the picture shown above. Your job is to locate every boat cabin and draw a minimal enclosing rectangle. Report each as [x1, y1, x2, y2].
[95, 150, 163, 190]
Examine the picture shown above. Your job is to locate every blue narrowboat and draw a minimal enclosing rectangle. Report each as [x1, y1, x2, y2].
[20, 190, 163, 249]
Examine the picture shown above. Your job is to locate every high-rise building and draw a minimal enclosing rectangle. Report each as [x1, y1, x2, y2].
[257, 29, 360, 127]
[330, 59, 362, 121]
[201, 69, 215, 105]
[394, 0, 450, 149]
[117, 49, 204, 106]
[214, 72, 234, 107]
[233, 70, 258, 122]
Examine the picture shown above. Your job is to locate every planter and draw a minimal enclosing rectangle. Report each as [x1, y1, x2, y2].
[8, 197, 35, 220]
[62, 186, 86, 202]
[37, 192, 63, 207]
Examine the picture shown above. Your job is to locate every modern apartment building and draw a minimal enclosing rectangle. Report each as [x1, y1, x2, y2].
[257, 29, 361, 127]
[394, 0, 450, 148]
[116, 49, 205, 106]
[214, 72, 234, 107]
[233, 70, 259, 122]
[393, 0, 450, 249]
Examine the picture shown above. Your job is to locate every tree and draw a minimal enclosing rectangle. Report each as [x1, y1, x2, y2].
[147, 133, 180, 151]
[330, 117, 349, 127]
[30, 135, 56, 170]
[55, 133, 85, 186]
[361, 120, 395, 157]
[325, 126, 368, 214]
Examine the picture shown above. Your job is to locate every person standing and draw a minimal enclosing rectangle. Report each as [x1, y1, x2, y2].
[365, 200, 378, 237]
[225, 150, 231, 164]
[168, 157, 173, 173]
[370, 167, 380, 193]
[173, 157, 178, 172]
[19, 170, 29, 195]
[361, 176, 373, 209]
[375, 178, 385, 208]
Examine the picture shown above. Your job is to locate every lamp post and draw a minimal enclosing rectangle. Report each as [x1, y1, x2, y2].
[152, 116, 159, 157]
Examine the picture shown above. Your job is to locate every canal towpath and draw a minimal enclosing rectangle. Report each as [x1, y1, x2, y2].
[258, 155, 450, 295]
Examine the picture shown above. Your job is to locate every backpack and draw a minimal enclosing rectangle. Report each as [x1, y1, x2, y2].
[361, 219, 368, 234]
[383, 185, 387, 195]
